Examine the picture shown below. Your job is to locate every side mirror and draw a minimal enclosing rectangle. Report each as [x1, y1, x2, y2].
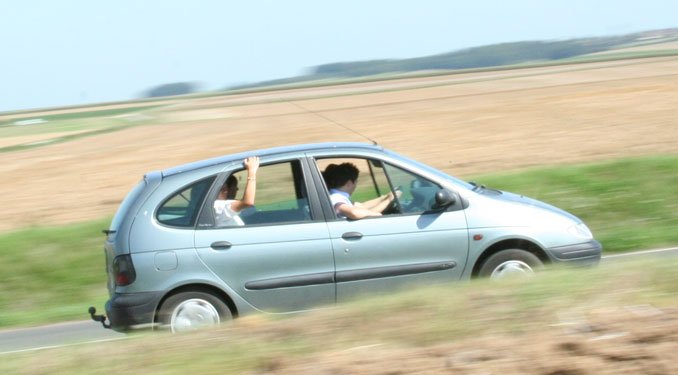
[432, 189, 456, 210]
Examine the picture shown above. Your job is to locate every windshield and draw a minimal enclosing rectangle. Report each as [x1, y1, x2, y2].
[383, 149, 475, 190]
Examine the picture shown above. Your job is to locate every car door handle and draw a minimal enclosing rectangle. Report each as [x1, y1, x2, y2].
[342, 232, 363, 240]
[210, 241, 232, 250]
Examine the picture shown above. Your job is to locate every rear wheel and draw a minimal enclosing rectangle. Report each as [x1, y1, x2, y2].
[478, 249, 543, 279]
[158, 291, 232, 333]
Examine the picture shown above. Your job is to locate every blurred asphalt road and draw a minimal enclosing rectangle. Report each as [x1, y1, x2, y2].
[1, 247, 676, 355]
[0, 320, 126, 355]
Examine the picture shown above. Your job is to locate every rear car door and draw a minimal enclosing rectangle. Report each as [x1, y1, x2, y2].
[194, 158, 335, 312]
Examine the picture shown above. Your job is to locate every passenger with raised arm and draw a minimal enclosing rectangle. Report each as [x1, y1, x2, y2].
[214, 156, 260, 226]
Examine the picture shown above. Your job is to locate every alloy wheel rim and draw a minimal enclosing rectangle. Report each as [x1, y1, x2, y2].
[170, 298, 220, 333]
[490, 260, 534, 279]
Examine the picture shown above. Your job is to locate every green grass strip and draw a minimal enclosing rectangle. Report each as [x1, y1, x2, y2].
[469, 155, 678, 252]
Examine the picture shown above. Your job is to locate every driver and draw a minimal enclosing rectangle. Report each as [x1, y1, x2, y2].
[322, 162, 400, 219]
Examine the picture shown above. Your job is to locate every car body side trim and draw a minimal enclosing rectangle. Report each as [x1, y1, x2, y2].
[336, 261, 457, 283]
[244, 261, 457, 290]
[547, 240, 602, 261]
[244, 272, 335, 290]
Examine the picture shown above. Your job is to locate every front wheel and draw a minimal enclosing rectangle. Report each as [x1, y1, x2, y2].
[158, 291, 232, 333]
[478, 249, 543, 279]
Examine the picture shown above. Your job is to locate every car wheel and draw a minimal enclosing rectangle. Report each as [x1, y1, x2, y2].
[478, 249, 543, 279]
[158, 291, 232, 333]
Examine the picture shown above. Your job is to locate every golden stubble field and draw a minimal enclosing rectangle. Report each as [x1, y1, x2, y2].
[1, 57, 678, 232]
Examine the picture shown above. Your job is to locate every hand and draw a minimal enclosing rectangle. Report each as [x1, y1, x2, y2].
[387, 189, 403, 200]
[244, 156, 260, 175]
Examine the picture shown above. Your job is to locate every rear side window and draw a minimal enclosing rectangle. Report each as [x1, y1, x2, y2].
[211, 160, 312, 228]
[157, 176, 215, 227]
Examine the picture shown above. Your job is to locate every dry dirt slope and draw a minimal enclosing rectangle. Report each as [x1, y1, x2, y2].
[250, 308, 678, 374]
[1, 57, 678, 232]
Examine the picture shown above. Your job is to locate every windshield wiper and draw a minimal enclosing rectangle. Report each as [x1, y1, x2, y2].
[469, 181, 486, 191]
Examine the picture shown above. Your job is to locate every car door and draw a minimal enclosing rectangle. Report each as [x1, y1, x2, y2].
[313, 155, 469, 302]
[194, 158, 335, 313]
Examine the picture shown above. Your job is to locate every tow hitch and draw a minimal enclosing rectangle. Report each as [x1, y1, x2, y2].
[88, 306, 111, 329]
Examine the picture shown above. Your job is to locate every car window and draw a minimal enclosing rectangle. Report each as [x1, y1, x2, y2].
[157, 176, 215, 227]
[316, 157, 400, 217]
[383, 163, 441, 214]
[316, 157, 386, 199]
[214, 160, 312, 227]
[316, 157, 442, 217]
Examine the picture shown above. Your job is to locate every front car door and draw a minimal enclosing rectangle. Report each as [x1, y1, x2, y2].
[309, 151, 469, 302]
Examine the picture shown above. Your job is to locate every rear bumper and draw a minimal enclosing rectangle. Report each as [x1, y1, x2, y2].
[105, 291, 164, 332]
[547, 240, 602, 265]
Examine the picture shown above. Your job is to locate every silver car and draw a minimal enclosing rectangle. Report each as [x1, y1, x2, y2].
[89, 142, 601, 332]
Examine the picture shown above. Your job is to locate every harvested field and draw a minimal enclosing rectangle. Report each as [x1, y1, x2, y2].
[1, 57, 677, 232]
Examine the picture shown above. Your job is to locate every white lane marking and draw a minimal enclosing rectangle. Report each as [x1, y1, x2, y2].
[602, 247, 678, 259]
[0, 337, 128, 356]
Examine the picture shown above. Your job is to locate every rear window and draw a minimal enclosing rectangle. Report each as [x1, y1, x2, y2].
[157, 176, 215, 227]
[109, 178, 147, 230]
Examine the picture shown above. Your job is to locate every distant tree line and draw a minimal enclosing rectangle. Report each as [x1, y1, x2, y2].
[143, 29, 675, 93]
[230, 33, 649, 90]
[144, 82, 199, 98]
[313, 38, 630, 77]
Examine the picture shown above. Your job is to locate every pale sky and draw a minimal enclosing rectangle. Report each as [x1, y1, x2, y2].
[1, 0, 676, 112]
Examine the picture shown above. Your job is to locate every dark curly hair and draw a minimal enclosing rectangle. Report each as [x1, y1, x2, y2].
[322, 163, 359, 189]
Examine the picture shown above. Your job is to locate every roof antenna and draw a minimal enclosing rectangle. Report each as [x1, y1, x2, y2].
[287, 101, 378, 145]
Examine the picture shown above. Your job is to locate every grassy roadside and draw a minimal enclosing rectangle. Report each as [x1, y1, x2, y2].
[2, 258, 676, 374]
[0, 155, 676, 329]
[472, 155, 678, 252]
[0, 219, 110, 328]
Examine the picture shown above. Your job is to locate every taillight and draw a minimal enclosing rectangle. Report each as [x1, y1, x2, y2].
[112, 255, 136, 286]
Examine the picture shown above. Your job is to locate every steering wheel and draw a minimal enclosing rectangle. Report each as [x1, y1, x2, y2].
[381, 196, 400, 215]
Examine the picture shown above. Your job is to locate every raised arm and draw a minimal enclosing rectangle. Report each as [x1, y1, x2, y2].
[230, 156, 259, 212]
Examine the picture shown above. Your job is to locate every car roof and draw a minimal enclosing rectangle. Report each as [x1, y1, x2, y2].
[161, 142, 384, 177]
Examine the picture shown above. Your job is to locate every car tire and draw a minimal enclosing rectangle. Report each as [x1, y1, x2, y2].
[158, 291, 232, 333]
[478, 249, 543, 279]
